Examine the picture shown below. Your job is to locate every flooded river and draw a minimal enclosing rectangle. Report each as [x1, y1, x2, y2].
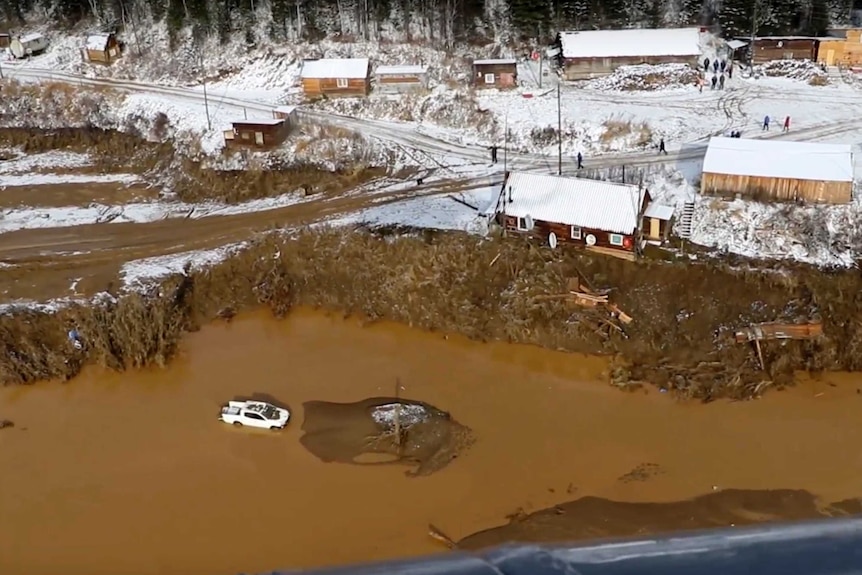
[1, 309, 861, 575]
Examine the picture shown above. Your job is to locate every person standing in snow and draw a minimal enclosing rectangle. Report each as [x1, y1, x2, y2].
[711, 75, 717, 89]
[783, 116, 791, 132]
[719, 74, 725, 90]
[762, 115, 770, 131]
[490, 145, 498, 164]
[728, 63, 733, 79]
[704, 57, 710, 71]
[659, 138, 667, 155]
[720, 60, 727, 72]
[713, 60, 719, 73]
[698, 76, 704, 93]
[577, 152, 583, 170]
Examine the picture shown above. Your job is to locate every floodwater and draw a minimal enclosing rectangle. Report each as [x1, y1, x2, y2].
[2, 309, 862, 575]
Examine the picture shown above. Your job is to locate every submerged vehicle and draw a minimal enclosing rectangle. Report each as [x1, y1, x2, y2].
[219, 400, 290, 430]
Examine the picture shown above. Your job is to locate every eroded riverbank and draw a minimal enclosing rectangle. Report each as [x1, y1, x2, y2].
[1, 308, 861, 575]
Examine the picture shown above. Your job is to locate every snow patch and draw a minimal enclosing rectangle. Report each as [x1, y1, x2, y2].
[120, 243, 247, 291]
[371, 403, 429, 428]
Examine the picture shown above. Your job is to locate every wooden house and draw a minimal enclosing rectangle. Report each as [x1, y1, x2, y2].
[642, 203, 674, 243]
[472, 59, 518, 89]
[374, 65, 429, 93]
[557, 28, 704, 80]
[223, 118, 289, 149]
[701, 137, 853, 204]
[10, 33, 48, 59]
[747, 36, 818, 64]
[0, 34, 10, 49]
[83, 33, 121, 65]
[816, 29, 862, 67]
[300, 58, 370, 99]
[484, 171, 650, 260]
[272, 105, 298, 123]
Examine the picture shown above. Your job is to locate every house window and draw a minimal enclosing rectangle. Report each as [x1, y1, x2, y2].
[336, 78, 348, 88]
[484, 73, 495, 84]
[241, 132, 251, 140]
[516, 217, 532, 231]
[570, 226, 582, 240]
[609, 233, 624, 246]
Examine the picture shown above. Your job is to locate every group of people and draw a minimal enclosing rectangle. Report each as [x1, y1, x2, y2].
[698, 56, 733, 92]
[762, 115, 791, 132]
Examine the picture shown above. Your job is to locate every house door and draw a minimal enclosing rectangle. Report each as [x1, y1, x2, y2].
[826, 49, 835, 65]
[255, 131, 264, 146]
[649, 218, 660, 239]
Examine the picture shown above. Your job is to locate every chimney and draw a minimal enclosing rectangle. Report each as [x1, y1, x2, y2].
[508, 186, 513, 203]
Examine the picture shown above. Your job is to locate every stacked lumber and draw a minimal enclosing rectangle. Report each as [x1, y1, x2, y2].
[533, 276, 633, 333]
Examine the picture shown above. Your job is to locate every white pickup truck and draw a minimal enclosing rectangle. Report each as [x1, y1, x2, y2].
[219, 400, 290, 430]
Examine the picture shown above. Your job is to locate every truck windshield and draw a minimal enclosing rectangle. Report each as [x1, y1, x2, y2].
[262, 406, 280, 420]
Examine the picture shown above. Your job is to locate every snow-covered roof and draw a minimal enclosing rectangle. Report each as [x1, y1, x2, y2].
[19, 33, 44, 44]
[493, 172, 644, 234]
[233, 118, 284, 126]
[375, 65, 427, 75]
[300, 58, 369, 79]
[726, 39, 748, 50]
[702, 137, 853, 183]
[274, 105, 297, 114]
[559, 28, 703, 59]
[644, 203, 675, 220]
[753, 36, 816, 40]
[86, 33, 111, 51]
[473, 58, 517, 65]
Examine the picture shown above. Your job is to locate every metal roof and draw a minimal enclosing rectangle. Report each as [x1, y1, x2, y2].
[274, 105, 297, 114]
[375, 65, 427, 75]
[473, 58, 517, 65]
[726, 39, 749, 50]
[495, 172, 644, 234]
[703, 137, 853, 183]
[86, 33, 111, 51]
[644, 203, 675, 220]
[559, 28, 703, 59]
[300, 58, 369, 79]
[232, 118, 284, 126]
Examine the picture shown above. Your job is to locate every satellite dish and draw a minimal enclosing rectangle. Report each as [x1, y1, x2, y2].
[524, 214, 534, 229]
[585, 234, 597, 246]
[548, 232, 557, 249]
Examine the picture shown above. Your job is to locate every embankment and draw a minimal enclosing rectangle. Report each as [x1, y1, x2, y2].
[2, 228, 860, 398]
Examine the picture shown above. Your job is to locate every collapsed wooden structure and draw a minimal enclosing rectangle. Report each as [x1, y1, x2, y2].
[533, 276, 633, 338]
[735, 321, 823, 372]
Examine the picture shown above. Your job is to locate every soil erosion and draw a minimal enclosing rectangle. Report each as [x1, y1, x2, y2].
[2, 309, 862, 575]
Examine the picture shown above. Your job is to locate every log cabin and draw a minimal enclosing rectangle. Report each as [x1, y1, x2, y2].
[84, 32, 121, 65]
[300, 58, 370, 99]
[746, 36, 818, 64]
[701, 137, 853, 204]
[223, 118, 290, 148]
[485, 171, 650, 260]
[556, 27, 704, 80]
[374, 65, 429, 93]
[472, 59, 518, 89]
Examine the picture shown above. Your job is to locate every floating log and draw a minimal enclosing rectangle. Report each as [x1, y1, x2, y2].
[428, 524, 457, 549]
[734, 322, 822, 343]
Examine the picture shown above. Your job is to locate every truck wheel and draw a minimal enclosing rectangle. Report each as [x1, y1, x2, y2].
[270, 426, 281, 431]
[233, 421, 243, 427]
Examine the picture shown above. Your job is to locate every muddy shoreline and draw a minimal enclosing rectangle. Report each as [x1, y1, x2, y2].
[2, 227, 861, 399]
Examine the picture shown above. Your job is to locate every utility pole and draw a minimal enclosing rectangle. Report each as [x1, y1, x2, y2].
[200, 52, 212, 131]
[503, 107, 509, 173]
[538, 49, 543, 89]
[557, 83, 562, 176]
[749, 0, 758, 69]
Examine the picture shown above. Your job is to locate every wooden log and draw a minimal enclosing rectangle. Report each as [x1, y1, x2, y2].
[428, 524, 458, 549]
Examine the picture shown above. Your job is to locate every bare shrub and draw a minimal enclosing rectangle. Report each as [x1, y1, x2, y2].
[808, 75, 829, 86]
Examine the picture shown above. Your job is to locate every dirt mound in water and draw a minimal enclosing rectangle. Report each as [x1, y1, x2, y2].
[458, 489, 862, 550]
[299, 397, 473, 476]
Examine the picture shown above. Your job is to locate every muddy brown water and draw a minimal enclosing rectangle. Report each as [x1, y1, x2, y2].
[1, 309, 862, 575]
[0, 182, 157, 209]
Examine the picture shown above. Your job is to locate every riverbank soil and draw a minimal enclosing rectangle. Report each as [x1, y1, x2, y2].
[458, 489, 862, 550]
[3, 310, 862, 575]
[300, 397, 473, 476]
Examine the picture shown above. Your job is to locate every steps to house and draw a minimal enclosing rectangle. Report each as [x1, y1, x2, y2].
[678, 201, 695, 239]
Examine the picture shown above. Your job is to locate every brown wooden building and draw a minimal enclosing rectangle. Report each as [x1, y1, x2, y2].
[374, 65, 429, 93]
[642, 203, 674, 243]
[223, 118, 289, 148]
[746, 36, 818, 64]
[557, 27, 704, 80]
[472, 58, 518, 89]
[484, 171, 650, 260]
[272, 105, 298, 123]
[816, 29, 862, 67]
[0, 33, 10, 49]
[83, 33, 121, 64]
[300, 58, 370, 99]
[701, 137, 853, 204]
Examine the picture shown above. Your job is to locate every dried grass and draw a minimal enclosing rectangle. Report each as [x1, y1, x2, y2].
[601, 116, 652, 146]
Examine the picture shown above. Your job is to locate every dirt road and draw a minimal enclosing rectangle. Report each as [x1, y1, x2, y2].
[0, 176, 493, 301]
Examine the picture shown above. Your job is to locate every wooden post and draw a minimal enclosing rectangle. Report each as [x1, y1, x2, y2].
[754, 337, 765, 371]
[394, 378, 402, 451]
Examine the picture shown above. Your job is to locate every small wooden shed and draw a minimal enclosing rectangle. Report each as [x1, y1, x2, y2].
[472, 59, 518, 89]
[748, 36, 818, 64]
[484, 171, 650, 260]
[272, 105, 298, 123]
[83, 33, 121, 64]
[642, 203, 674, 243]
[557, 28, 704, 80]
[0, 34, 10, 49]
[701, 137, 853, 204]
[223, 118, 289, 149]
[374, 65, 429, 93]
[300, 58, 370, 99]
[10, 33, 48, 59]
